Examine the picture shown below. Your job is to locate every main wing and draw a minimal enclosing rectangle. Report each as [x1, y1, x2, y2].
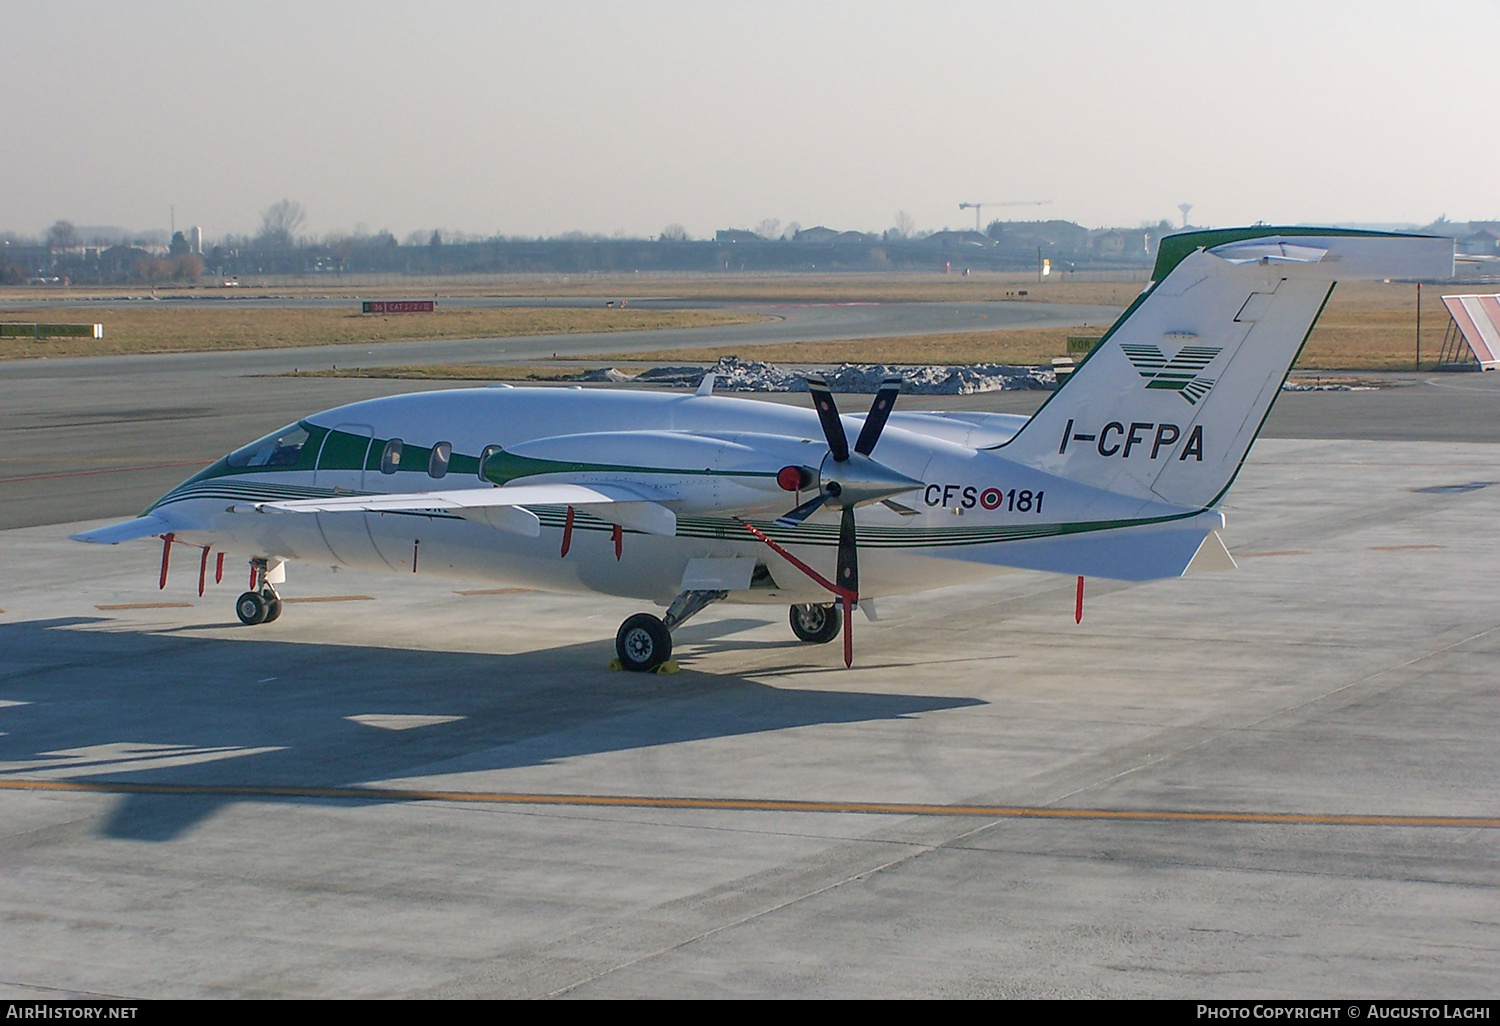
[247, 481, 678, 537]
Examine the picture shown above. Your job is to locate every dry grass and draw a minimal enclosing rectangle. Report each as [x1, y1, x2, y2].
[1, 272, 1144, 306]
[0, 276, 1457, 370]
[594, 279, 1456, 371]
[0, 306, 763, 359]
[1296, 279, 1446, 370]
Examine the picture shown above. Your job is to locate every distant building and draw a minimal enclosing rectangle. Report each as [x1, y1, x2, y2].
[1089, 227, 1153, 258]
[919, 230, 994, 248]
[792, 226, 840, 243]
[714, 229, 763, 243]
[1458, 228, 1500, 258]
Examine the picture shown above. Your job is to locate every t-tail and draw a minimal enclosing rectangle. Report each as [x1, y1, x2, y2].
[998, 227, 1454, 510]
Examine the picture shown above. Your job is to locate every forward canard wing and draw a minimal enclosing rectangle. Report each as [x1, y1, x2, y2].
[70, 514, 179, 544]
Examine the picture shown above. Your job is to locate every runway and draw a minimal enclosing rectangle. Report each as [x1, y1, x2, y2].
[0, 304, 1498, 997]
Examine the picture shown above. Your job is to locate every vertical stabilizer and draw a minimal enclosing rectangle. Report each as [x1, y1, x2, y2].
[997, 229, 1453, 509]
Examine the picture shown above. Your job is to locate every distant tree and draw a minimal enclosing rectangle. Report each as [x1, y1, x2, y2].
[754, 218, 780, 240]
[892, 211, 916, 240]
[782, 221, 801, 240]
[47, 220, 78, 251]
[659, 223, 689, 242]
[257, 199, 307, 248]
[429, 230, 443, 248]
[985, 219, 1005, 241]
[169, 231, 190, 256]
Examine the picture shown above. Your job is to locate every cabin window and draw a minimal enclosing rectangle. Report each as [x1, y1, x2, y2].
[380, 439, 404, 475]
[227, 423, 311, 469]
[429, 441, 452, 479]
[478, 444, 502, 481]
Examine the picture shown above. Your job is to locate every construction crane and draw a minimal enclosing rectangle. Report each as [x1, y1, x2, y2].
[958, 199, 1052, 233]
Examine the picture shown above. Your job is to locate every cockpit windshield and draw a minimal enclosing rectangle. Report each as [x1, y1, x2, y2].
[226, 423, 312, 469]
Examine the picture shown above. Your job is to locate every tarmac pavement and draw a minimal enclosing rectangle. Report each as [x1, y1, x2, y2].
[0, 315, 1497, 998]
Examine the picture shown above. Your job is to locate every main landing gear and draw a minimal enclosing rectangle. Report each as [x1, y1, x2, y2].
[614, 595, 848, 671]
[789, 602, 840, 644]
[236, 557, 283, 626]
[614, 589, 725, 672]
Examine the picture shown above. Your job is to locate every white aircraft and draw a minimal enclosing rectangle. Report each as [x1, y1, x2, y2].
[74, 228, 1453, 671]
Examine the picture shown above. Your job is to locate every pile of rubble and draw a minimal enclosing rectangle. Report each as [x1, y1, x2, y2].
[572, 356, 1056, 394]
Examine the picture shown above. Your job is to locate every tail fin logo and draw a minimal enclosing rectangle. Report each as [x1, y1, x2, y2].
[1119, 344, 1223, 405]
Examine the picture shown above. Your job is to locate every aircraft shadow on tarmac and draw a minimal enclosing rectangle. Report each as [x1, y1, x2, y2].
[0, 617, 982, 842]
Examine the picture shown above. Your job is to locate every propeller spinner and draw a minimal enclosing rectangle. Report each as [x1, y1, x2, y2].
[775, 375, 920, 527]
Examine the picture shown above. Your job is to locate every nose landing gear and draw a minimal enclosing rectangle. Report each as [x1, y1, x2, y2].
[236, 558, 284, 625]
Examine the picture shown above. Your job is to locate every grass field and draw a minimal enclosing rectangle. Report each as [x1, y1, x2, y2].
[0, 306, 764, 359]
[586, 279, 1447, 371]
[1295, 279, 1445, 370]
[0, 272, 1147, 306]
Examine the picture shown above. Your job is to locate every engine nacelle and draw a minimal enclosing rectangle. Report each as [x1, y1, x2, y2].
[496, 430, 829, 516]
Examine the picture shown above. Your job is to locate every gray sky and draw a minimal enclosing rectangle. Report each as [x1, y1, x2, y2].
[6, 0, 1497, 241]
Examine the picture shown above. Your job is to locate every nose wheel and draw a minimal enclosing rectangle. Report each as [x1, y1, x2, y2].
[235, 589, 282, 625]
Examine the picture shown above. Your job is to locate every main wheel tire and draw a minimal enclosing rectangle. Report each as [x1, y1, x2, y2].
[789, 602, 840, 644]
[616, 613, 672, 672]
[236, 591, 268, 625]
[262, 596, 283, 623]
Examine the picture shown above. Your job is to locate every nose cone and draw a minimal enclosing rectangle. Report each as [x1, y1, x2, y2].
[819, 452, 922, 509]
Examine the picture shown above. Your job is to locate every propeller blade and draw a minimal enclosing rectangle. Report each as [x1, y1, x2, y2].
[775, 492, 830, 528]
[838, 507, 859, 669]
[842, 594, 854, 669]
[805, 374, 850, 463]
[853, 375, 902, 456]
[837, 506, 858, 597]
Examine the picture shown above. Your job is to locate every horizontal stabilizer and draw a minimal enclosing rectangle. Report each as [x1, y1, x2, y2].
[69, 515, 175, 545]
[928, 515, 1224, 582]
[1206, 233, 1453, 280]
[249, 483, 678, 536]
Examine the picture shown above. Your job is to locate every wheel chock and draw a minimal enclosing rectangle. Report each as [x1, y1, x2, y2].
[607, 657, 678, 673]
